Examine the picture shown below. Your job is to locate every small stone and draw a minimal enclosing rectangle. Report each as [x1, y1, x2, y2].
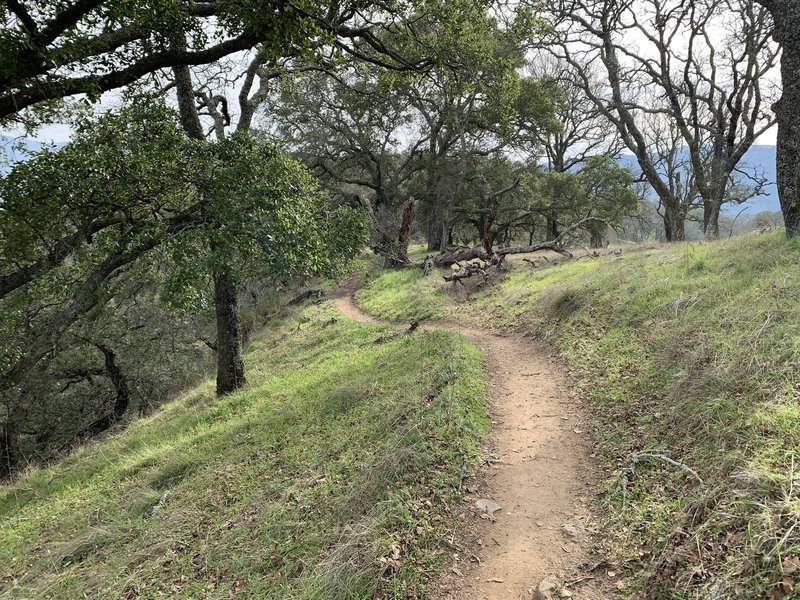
[476, 499, 501, 515]
[534, 575, 562, 600]
[561, 523, 584, 538]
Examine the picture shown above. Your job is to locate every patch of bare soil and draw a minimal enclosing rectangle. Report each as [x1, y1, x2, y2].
[331, 275, 618, 600]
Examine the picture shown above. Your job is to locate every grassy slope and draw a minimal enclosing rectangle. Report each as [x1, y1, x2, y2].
[359, 234, 800, 599]
[0, 302, 487, 599]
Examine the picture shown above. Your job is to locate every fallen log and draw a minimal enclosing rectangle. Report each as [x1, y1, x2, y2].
[287, 288, 325, 305]
[418, 215, 602, 275]
[443, 262, 488, 284]
[423, 239, 570, 271]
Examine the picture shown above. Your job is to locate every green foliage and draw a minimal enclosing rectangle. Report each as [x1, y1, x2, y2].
[0, 100, 366, 471]
[0, 301, 488, 599]
[0, 0, 372, 127]
[161, 132, 368, 309]
[523, 155, 638, 245]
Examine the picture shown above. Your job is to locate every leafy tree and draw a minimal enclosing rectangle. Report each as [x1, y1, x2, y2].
[269, 67, 427, 262]
[577, 156, 639, 247]
[523, 157, 638, 248]
[165, 132, 366, 393]
[265, 3, 557, 257]
[0, 102, 365, 470]
[0, 0, 419, 128]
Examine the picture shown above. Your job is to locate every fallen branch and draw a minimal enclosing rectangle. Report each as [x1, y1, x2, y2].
[287, 288, 325, 306]
[443, 261, 488, 284]
[610, 450, 704, 517]
[457, 444, 468, 491]
[419, 215, 608, 274]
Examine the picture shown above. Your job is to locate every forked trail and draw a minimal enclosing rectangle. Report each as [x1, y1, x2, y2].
[332, 276, 615, 600]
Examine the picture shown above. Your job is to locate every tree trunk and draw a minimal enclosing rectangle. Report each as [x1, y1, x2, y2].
[1, 419, 20, 477]
[589, 225, 603, 249]
[1, 397, 29, 476]
[426, 198, 445, 251]
[214, 269, 245, 395]
[702, 176, 726, 240]
[98, 343, 130, 420]
[172, 62, 205, 142]
[82, 343, 132, 437]
[662, 204, 686, 242]
[704, 200, 721, 240]
[173, 61, 246, 396]
[757, 0, 800, 237]
[775, 20, 800, 237]
[546, 213, 559, 241]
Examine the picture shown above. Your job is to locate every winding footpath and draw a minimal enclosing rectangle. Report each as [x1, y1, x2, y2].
[332, 276, 614, 600]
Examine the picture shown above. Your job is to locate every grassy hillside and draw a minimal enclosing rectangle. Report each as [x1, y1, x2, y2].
[0, 302, 487, 599]
[359, 233, 800, 599]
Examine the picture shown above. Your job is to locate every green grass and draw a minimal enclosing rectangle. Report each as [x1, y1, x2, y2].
[358, 233, 800, 598]
[356, 268, 449, 322]
[0, 302, 487, 599]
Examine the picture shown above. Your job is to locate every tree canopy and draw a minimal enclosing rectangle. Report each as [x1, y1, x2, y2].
[0, 100, 366, 393]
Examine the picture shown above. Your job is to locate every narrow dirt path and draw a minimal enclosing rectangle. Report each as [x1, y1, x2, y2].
[332, 277, 614, 600]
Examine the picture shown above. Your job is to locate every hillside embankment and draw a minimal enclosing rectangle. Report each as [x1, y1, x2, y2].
[356, 232, 800, 599]
[1, 298, 489, 599]
[3, 231, 798, 599]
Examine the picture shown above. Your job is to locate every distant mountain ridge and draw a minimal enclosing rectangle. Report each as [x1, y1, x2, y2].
[618, 145, 779, 215]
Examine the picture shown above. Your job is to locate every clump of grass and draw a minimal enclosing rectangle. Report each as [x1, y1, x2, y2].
[358, 232, 800, 597]
[0, 301, 487, 599]
[355, 267, 449, 322]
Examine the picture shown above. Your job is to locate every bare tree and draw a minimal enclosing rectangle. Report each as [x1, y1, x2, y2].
[550, 0, 778, 240]
[644, 107, 703, 241]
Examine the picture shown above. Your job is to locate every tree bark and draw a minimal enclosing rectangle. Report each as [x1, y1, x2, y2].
[214, 269, 245, 395]
[662, 204, 686, 243]
[589, 224, 603, 249]
[546, 213, 560, 241]
[426, 197, 446, 251]
[173, 60, 246, 396]
[81, 343, 132, 437]
[172, 53, 205, 142]
[759, 0, 800, 236]
[1, 415, 21, 477]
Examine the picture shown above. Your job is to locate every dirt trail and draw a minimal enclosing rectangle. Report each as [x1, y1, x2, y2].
[332, 277, 613, 600]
